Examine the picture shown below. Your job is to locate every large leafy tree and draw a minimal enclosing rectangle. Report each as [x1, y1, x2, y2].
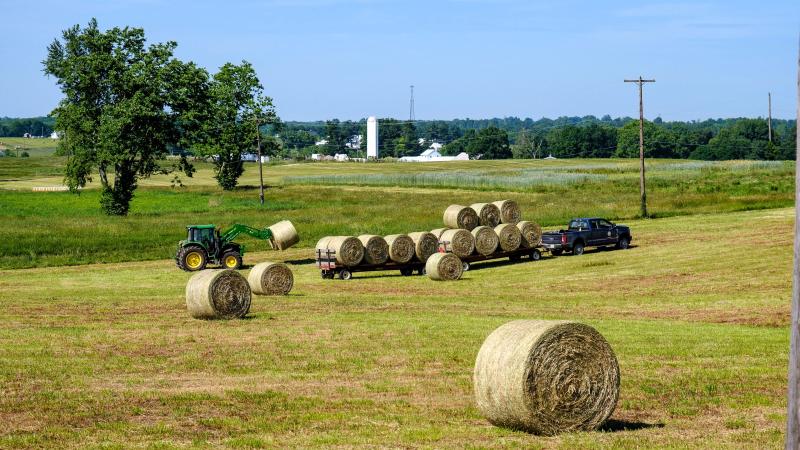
[43, 19, 205, 215]
[198, 62, 276, 190]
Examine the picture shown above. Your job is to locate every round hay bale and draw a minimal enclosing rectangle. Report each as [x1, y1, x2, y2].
[440, 228, 475, 258]
[358, 234, 389, 265]
[247, 262, 293, 295]
[517, 220, 542, 248]
[384, 234, 415, 264]
[426, 252, 463, 281]
[474, 320, 620, 435]
[268, 220, 299, 250]
[470, 202, 501, 227]
[472, 226, 499, 256]
[430, 228, 448, 239]
[494, 223, 522, 252]
[407, 231, 439, 262]
[186, 269, 251, 320]
[315, 236, 364, 266]
[492, 200, 522, 224]
[443, 204, 480, 231]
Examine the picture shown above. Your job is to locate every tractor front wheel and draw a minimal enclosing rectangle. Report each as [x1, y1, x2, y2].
[177, 245, 208, 271]
[222, 251, 243, 270]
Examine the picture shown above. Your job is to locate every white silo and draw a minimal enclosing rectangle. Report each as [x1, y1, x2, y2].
[367, 116, 378, 159]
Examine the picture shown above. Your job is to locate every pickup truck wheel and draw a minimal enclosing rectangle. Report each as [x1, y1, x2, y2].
[551, 249, 563, 256]
[617, 237, 630, 250]
[572, 242, 585, 256]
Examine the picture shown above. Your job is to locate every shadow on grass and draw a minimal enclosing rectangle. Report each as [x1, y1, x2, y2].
[465, 257, 551, 271]
[285, 258, 315, 265]
[599, 419, 665, 432]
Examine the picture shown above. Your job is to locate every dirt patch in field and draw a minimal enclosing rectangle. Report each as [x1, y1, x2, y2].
[631, 305, 790, 327]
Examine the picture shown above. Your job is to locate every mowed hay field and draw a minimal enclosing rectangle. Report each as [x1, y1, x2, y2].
[0, 155, 794, 447]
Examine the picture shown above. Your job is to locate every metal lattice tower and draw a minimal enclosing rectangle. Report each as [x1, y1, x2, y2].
[409, 85, 415, 122]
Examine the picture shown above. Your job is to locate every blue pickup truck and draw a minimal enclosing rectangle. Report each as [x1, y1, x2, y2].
[541, 218, 632, 256]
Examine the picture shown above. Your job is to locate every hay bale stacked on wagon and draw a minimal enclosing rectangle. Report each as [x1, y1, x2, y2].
[517, 220, 542, 248]
[443, 205, 480, 231]
[385, 234, 416, 264]
[358, 235, 389, 265]
[439, 228, 475, 258]
[248, 262, 293, 295]
[471, 225, 499, 256]
[407, 231, 439, 262]
[494, 223, 522, 252]
[470, 203, 501, 227]
[315, 236, 365, 266]
[474, 320, 619, 435]
[492, 200, 521, 224]
[186, 269, 251, 319]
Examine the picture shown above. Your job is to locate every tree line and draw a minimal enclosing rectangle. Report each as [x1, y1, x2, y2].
[0, 117, 55, 137]
[276, 115, 795, 161]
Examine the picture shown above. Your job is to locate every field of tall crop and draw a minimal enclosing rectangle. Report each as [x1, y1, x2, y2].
[0, 153, 795, 448]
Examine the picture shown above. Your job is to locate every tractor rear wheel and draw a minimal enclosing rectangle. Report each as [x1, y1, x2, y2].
[221, 251, 243, 270]
[177, 245, 208, 271]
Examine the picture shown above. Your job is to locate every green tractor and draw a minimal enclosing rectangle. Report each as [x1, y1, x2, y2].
[175, 224, 275, 271]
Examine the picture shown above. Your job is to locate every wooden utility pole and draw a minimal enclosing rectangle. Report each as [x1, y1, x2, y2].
[787, 39, 800, 450]
[768, 92, 773, 143]
[254, 117, 265, 206]
[624, 76, 655, 218]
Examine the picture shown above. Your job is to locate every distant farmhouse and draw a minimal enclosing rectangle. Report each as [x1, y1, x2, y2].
[399, 142, 468, 162]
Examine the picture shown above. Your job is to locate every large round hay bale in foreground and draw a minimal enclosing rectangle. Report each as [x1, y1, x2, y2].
[430, 228, 448, 239]
[384, 234, 415, 264]
[186, 269, 251, 320]
[443, 205, 480, 231]
[268, 220, 300, 250]
[408, 231, 439, 262]
[472, 226, 499, 256]
[426, 252, 463, 281]
[494, 223, 522, 252]
[358, 235, 389, 265]
[440, 228, 475, 258]
[474, 320, 620, 435]
[248, 262, 293, 295]
[517, 220, 542, 248]
[315, 236, 364, 266]
[470, 202, 501, 227]
[492, 200, 522, 224]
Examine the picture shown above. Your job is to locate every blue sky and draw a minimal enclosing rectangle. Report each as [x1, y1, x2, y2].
[0, 0, 798, 121]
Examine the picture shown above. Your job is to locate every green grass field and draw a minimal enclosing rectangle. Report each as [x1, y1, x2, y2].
[0, 158, 793, 269]
[0, 137, 58, 157]
[0, 153, 794, 448]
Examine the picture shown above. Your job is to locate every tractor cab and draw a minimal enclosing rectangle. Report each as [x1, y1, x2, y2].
[186, 224, 217, 253]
